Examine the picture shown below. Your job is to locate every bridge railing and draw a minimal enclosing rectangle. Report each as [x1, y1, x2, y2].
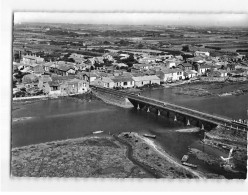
[90, 85, 245, 127]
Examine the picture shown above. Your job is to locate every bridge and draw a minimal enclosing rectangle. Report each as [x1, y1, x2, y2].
[91, 86, 248, 133]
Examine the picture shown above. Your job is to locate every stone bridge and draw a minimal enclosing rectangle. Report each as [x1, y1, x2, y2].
[91, 86, 248, 133]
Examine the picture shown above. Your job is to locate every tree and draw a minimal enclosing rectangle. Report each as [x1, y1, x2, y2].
[182, 45, 190, 52]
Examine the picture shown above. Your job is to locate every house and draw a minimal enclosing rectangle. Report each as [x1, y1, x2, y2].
[22, 73, 39, 84]
[91, 77, 115, 88]
[54, 64, 76, 76]
[43, 62, 54, 72]
[60, 79, 89, 95]
[138, 57, 157, 64]
[165, 60, 176, 68]
[103, 54, 114, 62]
[194, 51, 210, 57]
[111, 76, 134, 88]
[215, 70, 228, 77]
[133, 64, 152, 71]
[177, 63, 193, 71]
[132, 75, 160, 87]
[195, 64, 212, 75]
[184, 70, 198, 79]
[22, 54, 44, 65]
[156, 68, 184, 82]
[38, 75, 52, 91]
[115, 63, 128, 69]
[78, 72, 98, 82]
[119, 53, 130, 60]
[46, 80, 61, 96]
[45, 77, 89, 96]
[75, 63, 87, 71]
[187, 56, 205, 65]
[33, 64, 45, 75]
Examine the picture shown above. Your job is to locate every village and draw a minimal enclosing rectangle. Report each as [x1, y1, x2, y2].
[12, 48, 248, 98]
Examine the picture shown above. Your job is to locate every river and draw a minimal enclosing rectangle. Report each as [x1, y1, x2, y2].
[11, 90, 248, 179]
[141, 88, 248, 119]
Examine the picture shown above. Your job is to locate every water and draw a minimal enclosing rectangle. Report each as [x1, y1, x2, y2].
[141, 88, 248, 119]
[12, 91, 248, 178]
[12, 98, 184, 148]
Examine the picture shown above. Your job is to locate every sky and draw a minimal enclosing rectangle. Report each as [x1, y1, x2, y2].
[14, 12, 248, 27]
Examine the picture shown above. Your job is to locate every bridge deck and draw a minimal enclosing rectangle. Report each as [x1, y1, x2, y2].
[91, 86, 248, 131]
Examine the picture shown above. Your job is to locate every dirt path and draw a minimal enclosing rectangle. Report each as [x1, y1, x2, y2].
[135, 133, 206, 179]
[113, 135, 163, 178]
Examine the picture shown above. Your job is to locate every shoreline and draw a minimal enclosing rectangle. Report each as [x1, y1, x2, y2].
[133, 133, 205, 179]
[11, 129, 246, 178]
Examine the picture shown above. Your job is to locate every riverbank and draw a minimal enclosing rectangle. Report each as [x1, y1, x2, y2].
[117, 132, 204, 179]
[12, 92, 101, 111]
[11, 132, 211, 178]
[203, 126, 247, 175]
[11, 135, 152, 178]
[92, 88, 133, 108]
[170, 80, 248, 97]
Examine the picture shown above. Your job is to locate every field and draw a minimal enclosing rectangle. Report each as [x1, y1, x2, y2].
[13, 23, 248, 57]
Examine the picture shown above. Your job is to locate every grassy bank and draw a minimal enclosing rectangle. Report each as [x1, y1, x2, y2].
[11, 136, 150, 178]
[11, 132, 210, 178]
[171, 80, 248, 97]
[117, 132, 203, 179]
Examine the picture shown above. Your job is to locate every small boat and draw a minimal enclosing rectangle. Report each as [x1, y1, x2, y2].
[143, 134, 156, 139]
[93, 131, 104, 134]
[182, 162, 198, 168]
[181, 155, 189, 162]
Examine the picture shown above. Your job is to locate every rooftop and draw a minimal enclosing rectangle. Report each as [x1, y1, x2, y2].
[111, 76, 133, 83]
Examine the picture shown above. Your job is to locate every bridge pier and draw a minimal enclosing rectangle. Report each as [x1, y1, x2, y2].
[147, 107, 150, 113]
[137, 104, 140, 110]
[174, 115, 177, 122]
[201, 124, 204, 130]
[187, 119, 190, 126]
[157, 110, 160, 116]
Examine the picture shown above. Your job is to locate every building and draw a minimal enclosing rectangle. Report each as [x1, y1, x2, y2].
[54, 64, 76, 76]
[33, 64, 45, 75]
[38, 75, 52, 91]
[197, 64, 212, 75]
[133, 64, 152, 71]
[43, 62, 54, 72]
[165, 60, 177, 68]
[194, 51, 210, 57]
[184, 70, 198, 79]
[91, 77, 115, 88]
[177, 63, 193, 71]
[45, 77, 89, 96]
[79, 72, 98, 82]
[111, 76, 134, 88]
[61, 79, 89, 95]
[156, 68, 184, 82]
[132, 75, 160, 87]
[22, 54, 44, 65]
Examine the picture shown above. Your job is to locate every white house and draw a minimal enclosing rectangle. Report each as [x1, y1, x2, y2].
[111, 76, 134, 88]
[132, 75, 160, 87]
[156, 68, 184, 82]
[184, 70, 198, 79]
[91, 77, 115, 88]
[194, 51, 210, 57]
